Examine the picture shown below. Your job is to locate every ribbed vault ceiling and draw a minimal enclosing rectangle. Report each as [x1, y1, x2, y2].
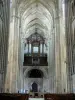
[17, 0, 56, 39]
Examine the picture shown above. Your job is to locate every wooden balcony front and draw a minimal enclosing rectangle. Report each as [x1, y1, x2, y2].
[23, 53, 48, 66]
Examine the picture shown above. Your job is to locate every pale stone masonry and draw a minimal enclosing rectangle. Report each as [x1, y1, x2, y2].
[4, 0, 68, 93]
[0, 0, 10, 93]
[65, 0, 75, 93]
[0, 0, 75, 94]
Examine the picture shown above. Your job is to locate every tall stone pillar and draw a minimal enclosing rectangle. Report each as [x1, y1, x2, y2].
[55, 0, 68, 93]
[54, 2, 62, 93]
[59, 1, 68, 93]
[28, 41, 29, 55]
[65, 1, 73, 93]
[5, 2, 20, 93]
[48, 32, 55, 93]
[31, 44, 33, 56]
[0, 0, 10, 92]
[39, 43, 40, 56]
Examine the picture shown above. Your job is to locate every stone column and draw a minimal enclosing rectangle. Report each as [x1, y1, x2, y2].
[54, 0, 68, 93]
[65, 0, 73, 93]
[31, 44, 33, 56]
[0, 0, 10, 92]
[42, 42, 44, 55]
[5, 2, 20, 93]
[59, 0, 68, 93]
[21, 40, 25, 66]
[54, 2, 62, 93]
[28, 41, 29, 56]
[20, 68, 24, 92]
[48, 32, 55, 93]
[39, 42, 40, 56]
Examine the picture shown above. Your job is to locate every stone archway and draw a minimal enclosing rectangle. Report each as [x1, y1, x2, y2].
[24, 67, 48, 78]
[23, 67, 48, 92]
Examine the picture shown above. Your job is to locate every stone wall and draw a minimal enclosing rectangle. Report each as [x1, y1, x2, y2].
[71, 0, 75, 93]
[23, 78, 49, 93]
[0, 0, 10, 93]
[65, 0, 75, 93]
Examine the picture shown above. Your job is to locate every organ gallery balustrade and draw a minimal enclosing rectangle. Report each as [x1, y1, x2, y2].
[23, 53, 48, 66]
